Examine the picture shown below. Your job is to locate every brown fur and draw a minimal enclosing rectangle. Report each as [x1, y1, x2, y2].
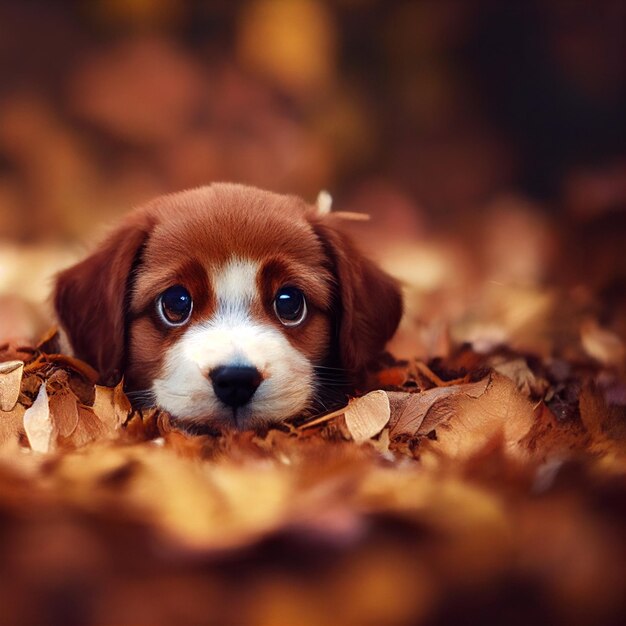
[54, 184, 403, 412]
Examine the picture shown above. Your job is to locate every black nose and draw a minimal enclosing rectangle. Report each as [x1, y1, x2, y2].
[210, 366, 262, 408]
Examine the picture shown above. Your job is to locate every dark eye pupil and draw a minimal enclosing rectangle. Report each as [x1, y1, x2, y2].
[274, 287, 304, 321]
[160, 285, 192, 324]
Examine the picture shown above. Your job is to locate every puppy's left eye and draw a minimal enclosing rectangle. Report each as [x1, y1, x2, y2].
[273, 286, 307, 326]
[157, 285, 193, 326]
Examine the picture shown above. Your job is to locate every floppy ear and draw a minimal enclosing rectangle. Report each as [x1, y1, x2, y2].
[310, 216, 403, 377]
[54, 211, 155, 385]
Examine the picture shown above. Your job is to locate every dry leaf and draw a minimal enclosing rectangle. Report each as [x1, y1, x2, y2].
[70, 406, 110, 448]
[0, 360, 24, 411]
[520, 401, 589, 461]
[48, 386, 80, 438]
[427, 373, 535, 460]
[42, 354, 100, 382]
[389, 377, 490, 437]
[579, 385, 626, 444]
[343, 390, 391, 442]
[490, 355, 546, 397]
[23, 382, 54, 453]
[92, 381, 132, 431]
[19, 372, 43, 400]
[0, 402, 25, 446]
[580, 320, 625, 367]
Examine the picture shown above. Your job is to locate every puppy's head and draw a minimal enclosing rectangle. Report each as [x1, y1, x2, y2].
[54, 184, 402, 428]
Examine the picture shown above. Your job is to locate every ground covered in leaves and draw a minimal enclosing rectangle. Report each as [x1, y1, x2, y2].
[0, 324, 624, 626]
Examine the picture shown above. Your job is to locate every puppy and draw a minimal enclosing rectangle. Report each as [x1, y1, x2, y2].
[54, 184, 402, 429]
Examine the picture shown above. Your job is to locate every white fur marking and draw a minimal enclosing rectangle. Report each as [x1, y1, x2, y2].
[214, 258, 258, 311]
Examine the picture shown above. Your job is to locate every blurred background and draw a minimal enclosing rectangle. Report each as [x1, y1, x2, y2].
[0, 0, 625, 362]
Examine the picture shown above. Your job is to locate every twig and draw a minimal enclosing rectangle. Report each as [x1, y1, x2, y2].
[298, 404, 349, 430]
[414, 361, 469, 387]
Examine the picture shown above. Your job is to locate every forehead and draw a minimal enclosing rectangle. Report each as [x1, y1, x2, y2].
[143, 184, 324, 267]
[131, 185, 333, 312]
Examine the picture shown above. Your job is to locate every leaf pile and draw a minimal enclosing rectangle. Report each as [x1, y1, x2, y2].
[1, 334, 624, 626]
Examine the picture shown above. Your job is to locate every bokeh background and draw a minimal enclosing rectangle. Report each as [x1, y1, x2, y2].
[0, 0, 625, 361]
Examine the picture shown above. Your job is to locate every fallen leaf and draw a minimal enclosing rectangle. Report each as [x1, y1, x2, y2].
[0, 402, 25, 446]
[70, 406, 110, 448]
[367, 427, 392, 458]
[92, 381, 132, 431]
[389, 377, 491, 437]
[581, 320, 625, 368]
[49, 386, 80, 438]
[19, 372, 43, 401]
[579, 385, 626, 444]
[48, 354, 100, 382]
[23, 382, 54, 453]
[427, 373, 535, 460]
[490, 355, 547, 397]
[343, 390, 391, 442]
[520, 401, 589, 461]
[0, 360, 24, 411]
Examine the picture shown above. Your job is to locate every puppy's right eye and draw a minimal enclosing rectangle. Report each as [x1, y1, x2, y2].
[157, 285, 193, 326]
[273, 286, 307, 326]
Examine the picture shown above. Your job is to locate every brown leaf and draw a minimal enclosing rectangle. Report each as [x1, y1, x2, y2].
[48, 386, 80, 438]
[68, 372, 96, 406]
[580, 320, 625, 368]
[25, 353, 99, 383]
[520, 401, 590, 461]
[427, 373, 535, 460]
[579, 385, 626, 444]
[389, 377, 491, 437]
[92, 381, 132, 431]
[489, 355, 547, 397]
[124, 408, 163, 441]
[23, 382, 54, 453]
[0, 360, 24, 411]
[343, 390, 391, 442]
[70, 406, 110, 448]
[19, 372, 43, 402]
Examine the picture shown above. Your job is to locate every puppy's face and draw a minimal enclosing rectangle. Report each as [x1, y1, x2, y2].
[55, 184, 402, 429]
[127, 189, 334, 427]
